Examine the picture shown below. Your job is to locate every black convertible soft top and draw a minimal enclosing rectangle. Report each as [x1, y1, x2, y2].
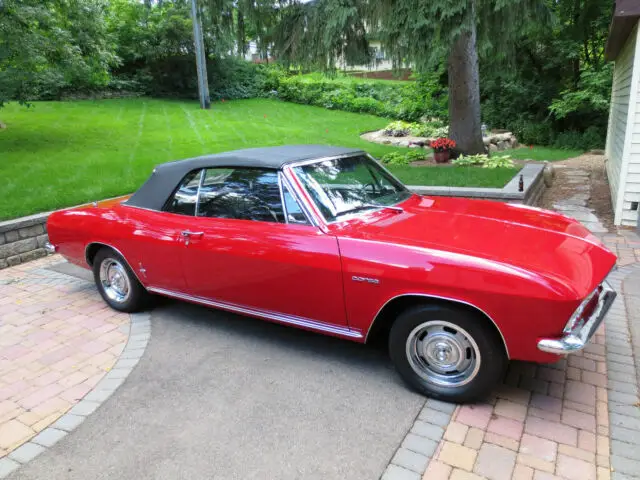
[125, 145, 363, 211]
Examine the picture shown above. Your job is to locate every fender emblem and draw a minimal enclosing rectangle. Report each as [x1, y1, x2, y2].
[352, 276, 380, 285]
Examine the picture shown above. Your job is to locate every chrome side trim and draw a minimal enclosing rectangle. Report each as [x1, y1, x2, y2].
[280, 173, 317, 227]
[194, 168, 206, 217]
[278, 171, 289, 224]
[147, 286, 363, 339]
[283, 153, 362, 228]
[366, 293, 510, 358]
[538, 281, 616, 355]
[121, 204, 160, 213]
[84, 242, 146, 286]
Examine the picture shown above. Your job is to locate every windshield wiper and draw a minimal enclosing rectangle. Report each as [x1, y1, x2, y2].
[336, 203, 403, 218]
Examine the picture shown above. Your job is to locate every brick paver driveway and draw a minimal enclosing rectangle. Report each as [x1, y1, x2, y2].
[0, 257, 130, 472]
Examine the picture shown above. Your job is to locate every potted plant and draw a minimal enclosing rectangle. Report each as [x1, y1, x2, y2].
[430, 137, 456, 164]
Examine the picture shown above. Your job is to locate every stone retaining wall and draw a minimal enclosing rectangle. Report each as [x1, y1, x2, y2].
[0, 213, 49, 269]
[407, 163, 546, 206]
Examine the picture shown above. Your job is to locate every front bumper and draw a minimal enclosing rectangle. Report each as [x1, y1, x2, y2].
[537, 281, 617, 355]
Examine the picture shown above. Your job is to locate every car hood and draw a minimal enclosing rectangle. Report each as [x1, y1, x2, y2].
[349, 195, 617, 299]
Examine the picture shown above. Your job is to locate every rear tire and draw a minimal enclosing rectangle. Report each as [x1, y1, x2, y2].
[92, 248, 150, 313]
[389, 304, 507, 403]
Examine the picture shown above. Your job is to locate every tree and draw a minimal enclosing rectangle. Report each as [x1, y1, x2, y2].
[0, 0, 117, 108]
[273, 0, 370, 71]
[273, 0, 547, 154]
[480, 0, 613, 148]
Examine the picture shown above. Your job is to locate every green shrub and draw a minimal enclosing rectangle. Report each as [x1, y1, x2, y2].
[383, 121, 413, 136]
[453, 154, 514, 169]
[380, 149, 427, 165]
[381, 120, 449, 138]
[553, 126, 605, 150]
[111, 57, 286, 101]
[276, 73, 448, 121]
[409, 122, 449, 138]
[511, 120, 554, 146]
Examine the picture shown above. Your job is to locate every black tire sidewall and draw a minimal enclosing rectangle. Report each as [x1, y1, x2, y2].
[92, 248, 147, 313]
[389, 304, 507, 403]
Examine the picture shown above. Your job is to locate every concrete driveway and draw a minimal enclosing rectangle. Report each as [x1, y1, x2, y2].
[9, 287, 425, 480]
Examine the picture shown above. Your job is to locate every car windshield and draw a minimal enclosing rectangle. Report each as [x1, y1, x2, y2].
[291, 154, 412, 222]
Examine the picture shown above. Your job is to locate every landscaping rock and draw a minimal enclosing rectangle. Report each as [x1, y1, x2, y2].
[363, 128, 519, 152]
[543, 162, 555, 187]
[0, 233, 5, 246]
[0, 258, 7, 269]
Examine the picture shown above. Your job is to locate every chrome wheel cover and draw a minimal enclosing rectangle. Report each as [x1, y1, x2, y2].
[405, 320, 481, 387]
[99, 258, 131, 304]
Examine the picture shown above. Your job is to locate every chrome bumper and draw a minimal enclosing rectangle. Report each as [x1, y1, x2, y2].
[537, 281, 616, 355]
[44, 242, 57, 254]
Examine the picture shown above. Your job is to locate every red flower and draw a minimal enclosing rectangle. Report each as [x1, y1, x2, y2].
[429, 137, 456, 152]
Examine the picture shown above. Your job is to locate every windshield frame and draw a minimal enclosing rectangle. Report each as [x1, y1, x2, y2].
[283, 153, 412, 226]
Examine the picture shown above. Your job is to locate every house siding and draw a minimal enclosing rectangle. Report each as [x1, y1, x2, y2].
[607, 22, 640, 227]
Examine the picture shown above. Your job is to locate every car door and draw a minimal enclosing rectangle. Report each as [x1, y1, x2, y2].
[125, 169, 203, 292]
[176, 167, 348, 328]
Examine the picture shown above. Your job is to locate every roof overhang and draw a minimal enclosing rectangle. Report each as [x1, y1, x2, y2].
[605, 0, 640, 61]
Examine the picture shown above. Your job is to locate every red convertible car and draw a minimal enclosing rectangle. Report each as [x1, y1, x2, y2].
[46, 145, 617, 402]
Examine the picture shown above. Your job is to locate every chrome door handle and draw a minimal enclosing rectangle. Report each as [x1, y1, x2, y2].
[180, 230, 204, 245]
[181, 230, 204, 237]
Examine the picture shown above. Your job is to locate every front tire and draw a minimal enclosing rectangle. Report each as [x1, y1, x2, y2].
[93, 248, 149, 313]
[389, 304, 507, 403]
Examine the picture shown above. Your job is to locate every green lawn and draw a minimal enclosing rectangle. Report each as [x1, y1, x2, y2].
[392, 166, 517, 188]
[508, 146, 584, 161]
[0, 98, 514, 220]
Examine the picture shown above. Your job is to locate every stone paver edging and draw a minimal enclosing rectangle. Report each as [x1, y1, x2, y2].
[0, 259, 151, 479]
[381, 399, 456, 479]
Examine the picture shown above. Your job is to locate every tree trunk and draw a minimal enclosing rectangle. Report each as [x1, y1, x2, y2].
[447, 13, 484, 155]
[237, 9, 246, 58]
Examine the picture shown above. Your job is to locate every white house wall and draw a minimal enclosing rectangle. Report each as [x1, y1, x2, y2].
[608, 21, 640, 227]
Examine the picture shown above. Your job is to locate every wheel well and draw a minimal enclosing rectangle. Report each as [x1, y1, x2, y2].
[85, 243, 109, 267]
[366, 295, 509, 358]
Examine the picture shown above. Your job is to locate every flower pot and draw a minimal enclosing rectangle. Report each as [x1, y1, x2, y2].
[434, 150, 450, 164]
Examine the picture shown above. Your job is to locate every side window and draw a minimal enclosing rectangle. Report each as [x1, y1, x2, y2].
[197, 167, 285, 223]
[164, 170, 202, 216]
[282, 183, 311, 225]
